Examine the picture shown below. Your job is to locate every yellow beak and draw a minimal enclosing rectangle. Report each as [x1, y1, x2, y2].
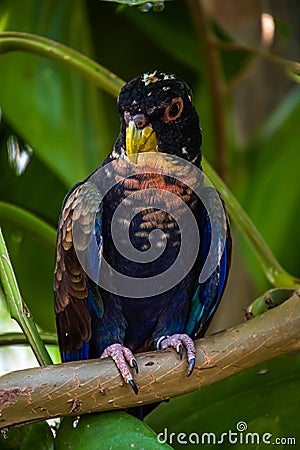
[125, 120, 158, 157]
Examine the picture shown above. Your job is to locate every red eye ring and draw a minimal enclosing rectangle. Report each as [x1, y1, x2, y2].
[163, 97, 184, 122]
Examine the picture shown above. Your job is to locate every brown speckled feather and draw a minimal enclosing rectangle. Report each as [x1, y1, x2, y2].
[54, 181, 103, 352]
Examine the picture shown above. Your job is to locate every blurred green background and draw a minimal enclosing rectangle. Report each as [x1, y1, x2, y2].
[0, 0, 299, 448]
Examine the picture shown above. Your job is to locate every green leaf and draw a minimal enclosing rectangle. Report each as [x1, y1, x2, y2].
[0, 421, 54, 450]
[240, 87, 300, 289]
[101, 0, 167, 5]
[0, 201, 56, 250]
[0, 0, 114, 186]
[147, 355, 300, 449]
[0, 136, 63, 332]
[2, 224, 56, 332]
[55, 412, 173, 449]
[123, 2, 201, 72]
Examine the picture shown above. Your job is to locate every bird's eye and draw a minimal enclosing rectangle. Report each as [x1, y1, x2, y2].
[163, 97, 184, 122]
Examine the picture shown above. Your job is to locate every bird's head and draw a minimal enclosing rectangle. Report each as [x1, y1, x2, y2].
[114, 71, 202, 165]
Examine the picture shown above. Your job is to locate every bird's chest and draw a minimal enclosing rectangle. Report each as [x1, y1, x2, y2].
[102, 173, 199, 276]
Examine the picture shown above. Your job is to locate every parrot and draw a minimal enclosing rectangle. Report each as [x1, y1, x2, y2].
[54, 70, 231, 407]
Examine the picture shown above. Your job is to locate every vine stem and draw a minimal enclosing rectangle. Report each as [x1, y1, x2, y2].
[203, 159, 299, 289]
[0, 227, 52, 366]
[0, 332, 57, 347]
[0, 31, 124, 96]
[187, 0, 228, 179]
[212, 38, 300, 79]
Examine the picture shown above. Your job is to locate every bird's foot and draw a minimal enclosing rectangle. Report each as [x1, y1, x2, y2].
[157, 334, 196, 376]
[101, 343, 139, 394]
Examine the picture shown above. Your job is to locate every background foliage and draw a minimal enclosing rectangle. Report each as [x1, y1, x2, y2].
[0, 0, 299, 448]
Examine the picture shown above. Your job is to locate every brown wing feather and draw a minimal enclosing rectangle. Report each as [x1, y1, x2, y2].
[54, 181, 102, 353]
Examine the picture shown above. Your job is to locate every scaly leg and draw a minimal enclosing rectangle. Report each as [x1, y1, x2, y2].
[101, 343, 139, 394]
[157, 333, 196, 376]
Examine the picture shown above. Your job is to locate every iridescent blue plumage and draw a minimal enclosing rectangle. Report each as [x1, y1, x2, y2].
[54, 71, 231, 401]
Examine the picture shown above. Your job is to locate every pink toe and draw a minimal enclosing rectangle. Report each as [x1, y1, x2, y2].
[100, 344, 137, 384]
[160, 333, 196, 360]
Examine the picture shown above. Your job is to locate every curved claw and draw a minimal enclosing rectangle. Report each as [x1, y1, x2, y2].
[131, 357, 139, 374]
[159, 334, 196, 376]
[101, 343, 139, 393]
[187, 357, 195, 377]
[129, 378, 139, 395]
[177, 343, 184, 360]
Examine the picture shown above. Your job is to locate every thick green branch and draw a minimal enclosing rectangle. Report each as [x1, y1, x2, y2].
[0, 332, 57, 347]
[203, 160, 300, 289]
[1, 291, 299, 430]
[212, 38, 300, 82]
[0, 227, 52, 366]
[0, 31, 123, 96]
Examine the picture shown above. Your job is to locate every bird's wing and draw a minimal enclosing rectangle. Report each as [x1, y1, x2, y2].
[54, 180, 103, 361]
[185, 188, 232, 338]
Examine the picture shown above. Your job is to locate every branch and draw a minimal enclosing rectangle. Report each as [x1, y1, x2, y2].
[0, 227, 52, 366]
[212, 38, 300, 80]
[1, 291, 299, 430]
[203, 160, 300, 289]
[0, 32, 124, 96]
[0, 332, 57, 347]
[187, 0, 228, 179]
